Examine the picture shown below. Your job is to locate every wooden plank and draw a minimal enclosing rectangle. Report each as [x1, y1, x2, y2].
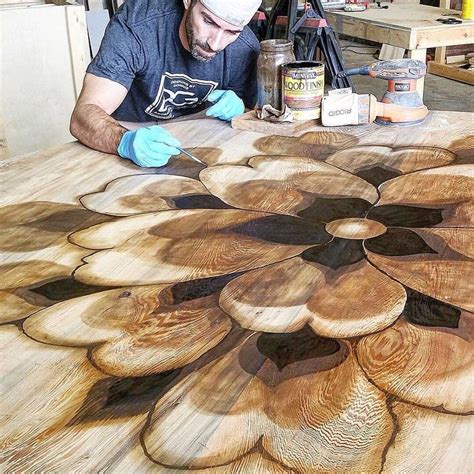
[0, 115, 8, 160]
[0, 2, 89, 157]
[428, 60, 474, 85]
[414, 25, 474, 49]
[434, 0, 451, 62]
[379, 44, 405, 60]
[326, 4, 474, 49]
[408, 48, 427, 96]
[65, 4, 90, 98]
[326, 12, 412, 48]
[328, 4, 464, 31]
[435, 45, 447, 64]
[446, 54, 466, 63]
[0, 112, 473, 472]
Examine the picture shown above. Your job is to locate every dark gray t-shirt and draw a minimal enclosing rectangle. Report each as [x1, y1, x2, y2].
[87, 0, 260, 122]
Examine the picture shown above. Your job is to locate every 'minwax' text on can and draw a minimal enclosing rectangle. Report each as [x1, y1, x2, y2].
[281, 61, 325, 121]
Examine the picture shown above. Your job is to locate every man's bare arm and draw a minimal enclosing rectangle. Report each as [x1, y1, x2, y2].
[70, 74, 129, 154]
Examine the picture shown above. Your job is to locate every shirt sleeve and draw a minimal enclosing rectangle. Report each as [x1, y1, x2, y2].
[86, 13, 145, 90]
[225, 30, 260, 108]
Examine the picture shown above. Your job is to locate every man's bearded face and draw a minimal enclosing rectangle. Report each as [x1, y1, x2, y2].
[185, 0, 242, 62]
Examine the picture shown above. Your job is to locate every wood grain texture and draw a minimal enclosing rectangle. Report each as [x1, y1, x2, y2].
[1, 113, 473, 472]
[367, 227, 474, 311]
[0, 325, 105, 456]
[81, 174, 214, 216]
[0, 290, 42, 323]
[143, 335, 392, 472]
[357, 317, 473, 413]
[376, 164, 474, 227]
[200, 155, 378, 215]
[382, 402, 474, 472]
[0, 201, 112, 289]
[219, 257, 407, 338]
[70, 209, 322, 286]
[24, 286, 232, 377]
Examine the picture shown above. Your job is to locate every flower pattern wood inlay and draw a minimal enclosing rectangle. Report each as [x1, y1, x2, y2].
[1, 116, 473, 472]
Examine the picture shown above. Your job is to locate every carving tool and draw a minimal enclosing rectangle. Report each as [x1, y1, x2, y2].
[177, 147, 206, 165]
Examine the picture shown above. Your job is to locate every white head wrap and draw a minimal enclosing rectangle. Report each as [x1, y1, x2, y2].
[200, 0, 262, 27]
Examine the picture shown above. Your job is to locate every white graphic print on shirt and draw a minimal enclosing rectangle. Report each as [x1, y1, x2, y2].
[146, 72, 218, 119]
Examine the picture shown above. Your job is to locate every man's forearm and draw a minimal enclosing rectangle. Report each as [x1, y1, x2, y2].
[70, 103, 127, 155]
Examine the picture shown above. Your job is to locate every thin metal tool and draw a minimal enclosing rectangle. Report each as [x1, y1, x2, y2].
[436, 17, 462, 24]
[177, 147, 206, 166]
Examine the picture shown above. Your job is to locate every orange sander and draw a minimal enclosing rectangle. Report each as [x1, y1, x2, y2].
[322, 59, 429, 126]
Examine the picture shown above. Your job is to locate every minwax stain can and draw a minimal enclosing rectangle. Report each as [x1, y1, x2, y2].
[281, 61, 325, 121]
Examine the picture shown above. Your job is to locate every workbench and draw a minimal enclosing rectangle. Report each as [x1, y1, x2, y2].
[326, 3, 474, 96]
[1, 112, 473, 472]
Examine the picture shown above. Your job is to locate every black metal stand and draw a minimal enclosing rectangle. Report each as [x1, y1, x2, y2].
[266, 0, 353, 90]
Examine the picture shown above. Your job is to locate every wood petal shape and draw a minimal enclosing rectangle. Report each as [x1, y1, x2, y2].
[3, 375, 288, 472]
[0, 325, 104, 453]
[165, 117, 262, 165]
[200, 156, 378, 216]
[382, 402, 474, 473]
[24, 285, 232, 377]
[0, 290, 43, 323]
[0, 201, 110, 290]
[376, 165, 474, 226]
[220, 258, 406, 338]
[143, 333, 392, 471]
[367, 228, 474, 312]
[2, 369, 179, 471]
[254, 131, 359, 158]
[0, 201, 111, 252]
[80, 174, 214, 216]
[71, 210, 320, 286]
[0, 245, 88, 291]
[448, 134, 474, 163]
[357, 318, 474, 413]
[326, 146, 455, 186]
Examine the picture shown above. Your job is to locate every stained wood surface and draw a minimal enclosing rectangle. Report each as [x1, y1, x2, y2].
[1, 112, 473, 472]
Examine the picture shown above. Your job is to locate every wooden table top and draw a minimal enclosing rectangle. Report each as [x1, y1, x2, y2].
[1, 111, 473, 472]
[326, 4, 474, 49]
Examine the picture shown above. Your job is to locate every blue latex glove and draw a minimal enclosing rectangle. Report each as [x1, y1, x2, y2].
[206, 89, 245, 122]
[117, 125, 181, 168]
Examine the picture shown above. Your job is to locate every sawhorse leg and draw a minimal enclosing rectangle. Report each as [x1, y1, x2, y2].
[408, 48, 427, 98]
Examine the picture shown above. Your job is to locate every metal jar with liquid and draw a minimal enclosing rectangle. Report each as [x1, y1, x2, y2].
[281, 61, 325, 121]
[257, 39, 295, 110]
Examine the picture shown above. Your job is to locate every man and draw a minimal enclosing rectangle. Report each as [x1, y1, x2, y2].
[70, 0, 261, 167]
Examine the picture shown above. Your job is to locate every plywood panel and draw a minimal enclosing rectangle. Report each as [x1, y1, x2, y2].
[0, 3, 90, 157]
